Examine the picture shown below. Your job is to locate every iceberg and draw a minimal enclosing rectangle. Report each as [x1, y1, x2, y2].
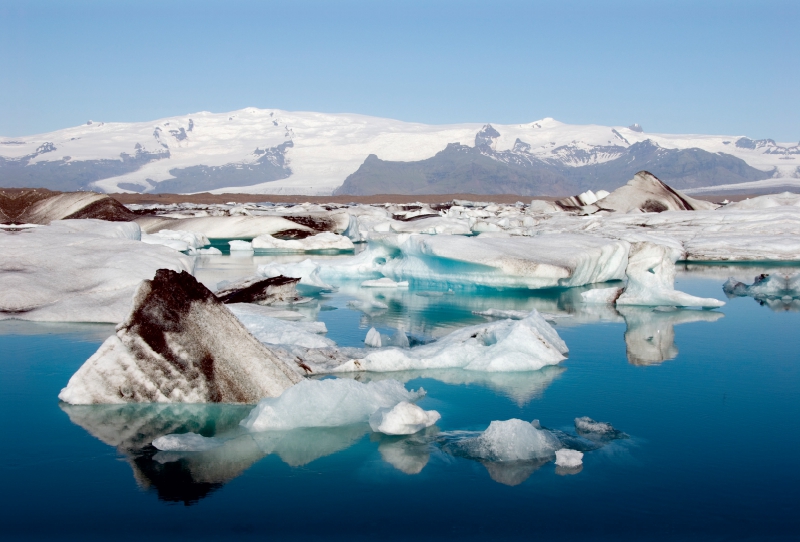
[364, 327, 382, 347]
[240, 378, 425, 431]
[616, 242, 725, 307]
[369, 401, 441, 435]
[445, 419, 561, 462]
[555, 448, 583, 468]
[228, 240, 253, 251]
[368, 233, 630, 290]
[322, 310, 568, 373]
[592, 171, 717, 214]
[58, 269, 304, 404]
[0, 220, 193, 323]
[252, 232, 354, 252]
[214, 275, 302, 305]
[135, 215, 320, 240]
[258, 259, 336, 293]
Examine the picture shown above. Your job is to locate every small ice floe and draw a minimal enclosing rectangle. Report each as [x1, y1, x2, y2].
[369, 401, 440, 435]
[240, 379, 425, 432]
[228, 240, 253, 251]
[361, 277, 409, 288]
[152, 432, 225, 452]
[197, 246, 222, 255]
[555, 448, 583, 468]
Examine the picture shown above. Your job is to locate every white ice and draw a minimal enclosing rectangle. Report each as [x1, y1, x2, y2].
[616, 242, 725, 307]
[228, 240, 253, 251]
[141, 229, 210, 253]
[252, 232, 354, 252]
[364, 327, 382, 347]
[368, 401, 440, 435]
[324, 310, 567, 373]
[453, 419, 561, 461]
[227, 303, 334, 348]
[240, 378, 425, 431]
[258, 259, 335, 293]
[555, 448, 583, 468]
[360, 277, 409, 288]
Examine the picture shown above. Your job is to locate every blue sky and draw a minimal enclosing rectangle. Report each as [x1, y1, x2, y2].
[1, 0, 797, 140]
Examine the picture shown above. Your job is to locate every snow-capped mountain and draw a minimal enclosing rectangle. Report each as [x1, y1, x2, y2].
[0, 108, 797, 195]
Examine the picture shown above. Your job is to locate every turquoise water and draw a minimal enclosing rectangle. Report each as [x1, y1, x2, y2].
[0, 257, 798, 540]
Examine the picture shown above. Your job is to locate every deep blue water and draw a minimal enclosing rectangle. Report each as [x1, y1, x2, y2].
[0, 261, 798, 541]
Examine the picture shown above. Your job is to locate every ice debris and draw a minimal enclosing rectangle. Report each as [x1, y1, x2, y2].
[215, 275, 302, 305]
[369, 401, 441, 435]
[574, 416, 629, 440]
[228, 240, 253, 251]
[364, 327, 382, 347]
[240, 378, 425, 431]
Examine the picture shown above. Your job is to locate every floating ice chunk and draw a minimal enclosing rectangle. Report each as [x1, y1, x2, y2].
[364, 327, 382, 347]
[227, 304, 333, 348]
[58, 270, 303, 404]
[240, 379, 425, 431]
[616, 242, 725, 308]
[152, 432, 225, 452]
[554, 448, 583, 468]
[330, 310, 567, 373]
[252, 232, 354, 252]
[228, 240, 253, 251]
[361, 277, 409, 288]
[723, 273, 800, 299]
[580, 287, 623, 304]
[258, 260, 335, 293]
[450, 419, 561, 462]
[574, 416, 628, 440]
[197, 247, 222, 255]
[369, 401, 440, 435]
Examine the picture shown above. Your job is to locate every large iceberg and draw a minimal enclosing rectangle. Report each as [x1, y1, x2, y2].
[59, 269, 304, 404]
[0, 219, 194, 323]
[240, 378, 425, 431]
[591, 171, 717, 214]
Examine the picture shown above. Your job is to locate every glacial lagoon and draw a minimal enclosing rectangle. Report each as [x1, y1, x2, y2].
[1, 253, 798, 541]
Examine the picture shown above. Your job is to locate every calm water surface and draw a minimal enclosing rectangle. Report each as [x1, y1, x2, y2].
[1, 256, 798, 541]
